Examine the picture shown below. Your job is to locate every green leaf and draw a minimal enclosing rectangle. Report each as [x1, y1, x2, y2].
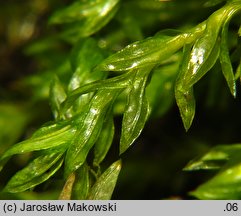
[4, 153, 64, 193]
[184, 144, 241, 171]
[182, 1, 241, 89]
[175, 88, 196, 131]
[191, 160, 241, 199]
[69, 38, 107, 92]
[49, 76, 67, 119]
[235, 59, 241, 81]
[95, 24, 206, 72]
[49, 0, 120, 38]
[65, 89, 120, 176]
[175, 45, 196, 131]
[146, 55, 179, 118]
[181, 33, 220, 89]
[68, 38, 107, 114]
[175, 2, 241, 130]
[72, 163, 90, 200]
[1, 122, 76, 160]
[61, 72, 131, 115]
[94, 112, 115, 165]
[88, 160, 121, 200]
[120, 70, 150, 154]
[69, 38, 106, 76]
[219, 17, 236, 97]
[96, 35, 183, 72]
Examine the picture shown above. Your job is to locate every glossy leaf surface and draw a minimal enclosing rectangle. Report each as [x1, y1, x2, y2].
[96, 33, 196, 72]
[0, 122, 75, 160]
[175, 45, 196, 131]
[61, 72, 131, 115]
[94, 112, 115, 165]
[191, 161, 241, 199]
[120, 70, 150, 154]
[65, 90, 119, 176]
[219, 19, 236, 97]
[49, 0, 120, 38]
[88, 160, 121, 200]
[68, 38, 107, 114]
[4, 153, 63, 193]
[184, 144, 241, 171]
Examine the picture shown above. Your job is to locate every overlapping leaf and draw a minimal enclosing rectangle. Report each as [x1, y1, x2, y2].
[4, 153, 64, 193]
[186, 143, 241, 199]
[94, 111, 115, 165]
[67, 38, 107, 114]
[184, 144, 241, 171]
[96, 32, 202, 72]
[191, 161, 241, 199]
[120, 70, 150, 154]
[65, 89, 120, 176]
[219, 18, 236, 97]
[61, 72, 131, 115]
[72, 163, 90, 200]
[175, 45, 196, 131]
[0, 122, 76, 160]
[175, 1, 241, 130]
[49, 0, 120, 38]
[88, 160, 121, 200]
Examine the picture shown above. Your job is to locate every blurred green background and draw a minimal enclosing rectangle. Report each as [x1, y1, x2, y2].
[0, 0, 241, 199]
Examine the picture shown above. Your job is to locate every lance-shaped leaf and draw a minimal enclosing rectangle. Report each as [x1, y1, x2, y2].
[96, 34, 189, 72]
[181, 1, 241, 89]
[175, 45, 196, 131]
[235, 60, 241, 81]
[96, 22, 207, 72]
[0, 122, 76, 160]
[49, 0, 120, 38]
[68, 38, 107, 114]
[88, 160, 121, 200]
[94, 112, 115, 165]
[4, 153, 64, 193]
[191, 160, 241, 199]
[72, 163, 90, 200]
[49, 76, 67, 119]
[182, 32, 220, 89]
[175, 88, 196, 131]
[120, 71, 150, 154]
[65, 89, 120, 176]
[184, 144, 241, 171]
[61, 72, 132, 115]
[219, 19, 236, 97]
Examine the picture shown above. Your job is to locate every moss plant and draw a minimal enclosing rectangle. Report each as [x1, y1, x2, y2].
[0, 0, 241, 199]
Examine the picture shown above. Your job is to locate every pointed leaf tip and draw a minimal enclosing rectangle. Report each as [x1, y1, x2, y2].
[88, 160, 121, 200]
[175, 88, 195, 131]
